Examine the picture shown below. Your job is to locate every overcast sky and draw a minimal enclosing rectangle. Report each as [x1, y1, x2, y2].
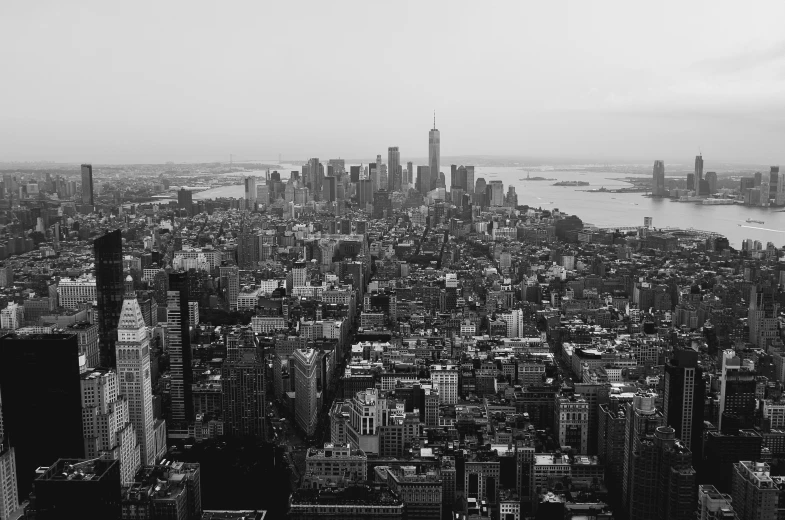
[2, 1, 785, 164]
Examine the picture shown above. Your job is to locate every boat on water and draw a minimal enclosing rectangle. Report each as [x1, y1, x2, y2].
[746, 218, 765, 224]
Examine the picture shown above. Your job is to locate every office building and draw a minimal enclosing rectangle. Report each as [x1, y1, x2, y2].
[0, 302, 23, 330]
[555, 395, 589, 453]
[293, 348, 319, 437]
[652, 160, 666, 196]
[323, 175, 337, 202]
[731, 461, 778, 520]
[27, 459, 121, 520]
[244, 176, 256, 210]
[167, 272, 193, 426]
[81, 164, 94, 206]
[405, 161, 413, 186]
[719, 354, 757, 431]
[373, 190, 391, 220]
[219, 265, 240, 310]
[475, 178, 487, 207]
[622, 392, 664, 514]
[305, 443, 367, 484]
[80, 368, 141, 484]
[428, 116, 440, 191]
[489, 180, 504, 206]
[288, 485, 403, 519]
[221, 347, 265, 438]
[116, 293, 158, 466]
[664, 348, 704, 458]
[706, 171, 718, 195]
[430, 365, 458, 404]
[177, 188, 193, 215]
[95, 230, 124, 368]
[749, 284, 780, 349]
[416, 166, 430, 196]
[120, 462, 202, 520]
[350, 165, 360, 183]
[0, 333, 84, 499]
[387, 147, 400, 191]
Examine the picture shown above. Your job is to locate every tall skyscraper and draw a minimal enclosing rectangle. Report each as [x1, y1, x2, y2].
[95, 230, 124, 368]
[244, 176, 256, 210]
[350, 165, 360, 183]
[293, 348, 319, 437]
[652, 160, 665, 196]
[387, 147, 400, 191]
[221, 347, 265, 438]
[219, 265, 239, 310]
[475, 178, 487, 207]
[663, 348, 704, 460]
[416, 166, 431, 196]
[731, 461, 779, 520]
[80, 368, 141, 484]
[488, 180, 504, 206]
[465, 166, 475, 196]
[718, 355, 757, 432]
[622, 392, 664, 514]
[0, 333, 84, 499]
[323, 175, 337, 202]
[695, 155, 704, 193]
[0, 434, 19, 520]
[167, 272, 193, 426]
[749, 284, 780, 348]
[81, 164, 94, 206]
[405, 161, 413, 186]
[116, 292, 157, 466]
[428, 115, 440, 191]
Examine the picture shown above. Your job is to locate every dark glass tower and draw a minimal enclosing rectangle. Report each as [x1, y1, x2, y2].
[663, 348, 704, 463]
[0, 333, 84, 499]
[168, 272, 193, 424]
[94, 229, 124, 368]
[80, 164, 94, 206]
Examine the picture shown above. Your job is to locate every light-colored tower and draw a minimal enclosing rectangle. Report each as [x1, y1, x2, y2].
[116, 293, 158, 466]
[80, 368, 141, 484]
[293, 348, 319, 437]
[429, 113, 440, 191]
[0, 441, 19, 520]
[244, 176, 257, 210]
[732, 461, 778, 520]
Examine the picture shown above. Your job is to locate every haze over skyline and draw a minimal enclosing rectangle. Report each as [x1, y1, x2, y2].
[2, 0, 785, 164]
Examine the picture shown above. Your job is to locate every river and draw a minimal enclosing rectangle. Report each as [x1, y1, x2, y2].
[193, 166, 784, 247]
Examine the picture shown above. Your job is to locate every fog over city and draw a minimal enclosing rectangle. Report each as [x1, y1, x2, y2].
[3, 0, 785, 164]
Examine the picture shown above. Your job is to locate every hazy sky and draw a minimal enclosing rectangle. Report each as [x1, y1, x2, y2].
[2, 1, 785, 164]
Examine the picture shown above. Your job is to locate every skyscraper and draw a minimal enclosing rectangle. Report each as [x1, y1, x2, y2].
[465, 166, 475, 196]
[475, 178, 487, 207]
[652, 160, 665, 196]
[695, 155, 704, 193]
[323, 175, 337, 202]
[406, 161, 413, 186]
[81, 164, 94, 205]
[622, 392, 664, 514]
[95, 229, 124, 368]
[0, 332, 84, 498]
[167, 272, 193, 426]
[416, 166, 431, 196]
[0, 432, 19, 520]
[428, 115, 440, 191]
[221, 347, 265, 438]
[116, 292, 157, 466]
[718, 355, 757, 431]
[488, 180, 504, 206]
[244, 176, 256, 210]
[80, 368, 141, 484]
[387, 147, 400, 191]
[293, 348, 319, 437]
[664, 349, 704, 461]
[706, 171, 718, 195]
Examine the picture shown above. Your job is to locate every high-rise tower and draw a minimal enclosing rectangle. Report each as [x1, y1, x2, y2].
[167, 272, 193, 426]
[652, 160, 665, 196]
[94, 229, 124, 368]
[695, 155, 704, 193]
[428, 113, 440, 191]
[221, 347, 265, 438]
[293, 348, 319, 437]
[81, 164, 94, 206]
[387, 147, 400, 191]
[664, 348, 704, 463]
[116, 292, 158, 465]
[244, 176, 256, 210]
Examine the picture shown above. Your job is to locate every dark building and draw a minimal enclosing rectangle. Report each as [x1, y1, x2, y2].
[357, 179, 373, 209]
[168, 272, 194, 424]
[416, 166, 431, 196]
[702, 429, 763, 493]
[350, 165, 360, 183]
[177, 188, 193, 215]
[27, 459, 121, 520]
[221, 348, 265, 438]
[373, 190, 392, 220]
[323, 175, 337, 202]
[687, 173, 695, 191]
[94, 229, 124, 368]
[81, 164, 94, 206]
[0, 333, 84, 499]
[664, 348, 705, 463]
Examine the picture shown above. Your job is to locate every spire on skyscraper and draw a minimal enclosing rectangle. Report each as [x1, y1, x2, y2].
[433, 110, 436, 130]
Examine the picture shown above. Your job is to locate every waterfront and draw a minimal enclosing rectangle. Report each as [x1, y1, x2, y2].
[194, 166, 784, 247]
